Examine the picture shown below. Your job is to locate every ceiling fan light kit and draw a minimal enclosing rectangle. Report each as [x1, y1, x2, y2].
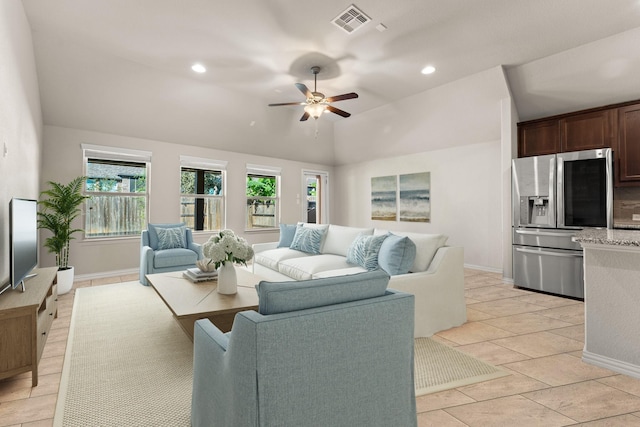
[268, 66, 358, 122]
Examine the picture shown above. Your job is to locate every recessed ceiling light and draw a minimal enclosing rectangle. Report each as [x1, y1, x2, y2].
[191, 63, 206, 73]
[421, 65, 436, 75]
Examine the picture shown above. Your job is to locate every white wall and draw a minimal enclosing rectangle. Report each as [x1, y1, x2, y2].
[40, 125, 333, 278]
[331, 66, 511, 273]
[507, 26, 640, 121]
[333, 140, 503, 272]
[333, 67, 509, 166]
[0, 1, 42, 285]
[500, 93, 519, 281]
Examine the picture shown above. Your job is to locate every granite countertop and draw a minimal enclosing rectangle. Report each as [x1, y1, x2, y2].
[573, 228, 640, 247]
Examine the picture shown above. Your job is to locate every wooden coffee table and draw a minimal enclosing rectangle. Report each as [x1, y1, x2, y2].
[147, 268, 263, 340]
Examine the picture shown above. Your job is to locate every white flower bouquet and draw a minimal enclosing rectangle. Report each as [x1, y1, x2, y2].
[202, 229, 254, 270]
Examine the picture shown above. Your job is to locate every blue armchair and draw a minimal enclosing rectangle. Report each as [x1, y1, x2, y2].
[139, 223, 202, 285]
[191, 270, 417, 427]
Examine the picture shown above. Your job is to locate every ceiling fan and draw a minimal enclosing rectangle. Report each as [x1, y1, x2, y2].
[268, 66, 358, 121]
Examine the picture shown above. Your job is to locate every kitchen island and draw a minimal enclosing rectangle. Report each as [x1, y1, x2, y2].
[573, 228, 640, 379]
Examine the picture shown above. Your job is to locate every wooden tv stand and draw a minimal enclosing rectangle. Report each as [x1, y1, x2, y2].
[0, 267, 58, 386]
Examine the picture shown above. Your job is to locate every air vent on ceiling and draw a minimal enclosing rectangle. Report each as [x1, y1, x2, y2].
[332, 4, 371, 34]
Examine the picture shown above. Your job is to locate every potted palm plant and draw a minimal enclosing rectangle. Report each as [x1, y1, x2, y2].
[37, 176, 89, 294]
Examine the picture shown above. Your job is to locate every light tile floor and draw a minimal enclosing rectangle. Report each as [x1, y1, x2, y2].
[421, 270, 640, 426]
[2, 269, 640, 426]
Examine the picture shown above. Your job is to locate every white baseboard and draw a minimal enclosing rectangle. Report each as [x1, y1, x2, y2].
[582, 350, 640, 380]
[464, 264, 513, 284]
[74, 268, 139, 282]
[463, 263, 502, 274]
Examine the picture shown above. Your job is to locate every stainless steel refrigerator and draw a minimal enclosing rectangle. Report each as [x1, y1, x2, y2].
[512, 148, 612, 299]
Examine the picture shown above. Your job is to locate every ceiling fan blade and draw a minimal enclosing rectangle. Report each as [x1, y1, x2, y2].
[268, 102, 305, 107]
[295, 83, 313, 99]
[325, 92, 359, 103]
[300, 111, 310, 121]
[326, 105, 351, 118]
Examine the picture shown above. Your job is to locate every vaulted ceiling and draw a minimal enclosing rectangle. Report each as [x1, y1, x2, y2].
[21, 0, 640, 165]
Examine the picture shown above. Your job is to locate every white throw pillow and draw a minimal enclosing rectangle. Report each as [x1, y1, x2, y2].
[400, 232, 448, 272]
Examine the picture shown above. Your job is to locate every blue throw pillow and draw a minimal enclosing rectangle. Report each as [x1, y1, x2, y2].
[147, 223, 186, 250]
[156, 226, 186, 250]
[346, 234, 388, 270]
[289, 225, 325, 254]
[277, 223, 297, 248]
[377, 233, 417, 275]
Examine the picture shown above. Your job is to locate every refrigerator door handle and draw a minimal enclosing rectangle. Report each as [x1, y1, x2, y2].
[515, 247, 583, 258]
[514, 229, 576, 238]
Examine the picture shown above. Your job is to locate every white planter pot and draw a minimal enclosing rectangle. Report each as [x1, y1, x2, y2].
[57, 266, 75, 295]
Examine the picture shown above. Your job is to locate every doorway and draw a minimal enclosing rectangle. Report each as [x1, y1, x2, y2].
[302, 171, 328, 224]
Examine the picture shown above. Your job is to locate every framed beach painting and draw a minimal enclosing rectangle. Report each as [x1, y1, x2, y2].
[371, 175, 397, 221]
[399, 172, 430, 222]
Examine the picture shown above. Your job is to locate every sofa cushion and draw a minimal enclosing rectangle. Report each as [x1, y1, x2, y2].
[156, 226, 187, 250]
[278, 254, 353, 281]
[346, 234, 388, 270]
[255, 269, 390, 315]
[153, 248, 198, 268]
[147, 223, 186, 250]
[289, 224, 326, 254]
[277, 223, 297, 248]
[254, 248, 310, 272]
[378, 233, 417, 275]
[321, 225, 374, 257]
[311, 266, 368, 279]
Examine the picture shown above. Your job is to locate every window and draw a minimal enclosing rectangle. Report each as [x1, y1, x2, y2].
[82, 144, 151, 238]
[246, 164, 281, 230]
[180, 156, 227, 231]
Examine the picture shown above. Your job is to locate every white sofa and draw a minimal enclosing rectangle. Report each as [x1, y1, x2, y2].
[250, 224, 467, 337]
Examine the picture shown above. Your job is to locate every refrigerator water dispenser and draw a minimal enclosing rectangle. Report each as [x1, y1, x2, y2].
[520, 196, 552, 226]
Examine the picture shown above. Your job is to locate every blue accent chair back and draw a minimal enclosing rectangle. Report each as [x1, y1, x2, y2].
[191, 270, 417, 427]
[139, 223, 202, 285]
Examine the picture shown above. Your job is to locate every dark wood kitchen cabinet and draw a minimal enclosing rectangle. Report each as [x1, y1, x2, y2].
[518, 100, 640, 186]
[616, 103, 640, 185]
[517, 119, 559, 157]
[518, 109, 615, 158]
[559, 109, 615, 152]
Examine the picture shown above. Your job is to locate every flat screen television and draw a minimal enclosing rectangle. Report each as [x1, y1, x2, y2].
[2, 198, 38, 294]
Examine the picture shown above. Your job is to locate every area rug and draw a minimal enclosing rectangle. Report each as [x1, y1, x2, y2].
[53, 282, 193, 427]
[414, 337, 509, 396]
[54, 282, 507, 425]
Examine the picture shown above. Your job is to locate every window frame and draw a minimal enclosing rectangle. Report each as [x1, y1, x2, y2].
[82, 144, 151, 240]
[179, 156, 228, 233]
[245, 164, 281, 232]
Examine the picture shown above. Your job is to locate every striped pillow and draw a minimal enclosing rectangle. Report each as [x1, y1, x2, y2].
[156, 226, 186, 250]
[289, 225, 326, 254]
[346, 234, 388, 270]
